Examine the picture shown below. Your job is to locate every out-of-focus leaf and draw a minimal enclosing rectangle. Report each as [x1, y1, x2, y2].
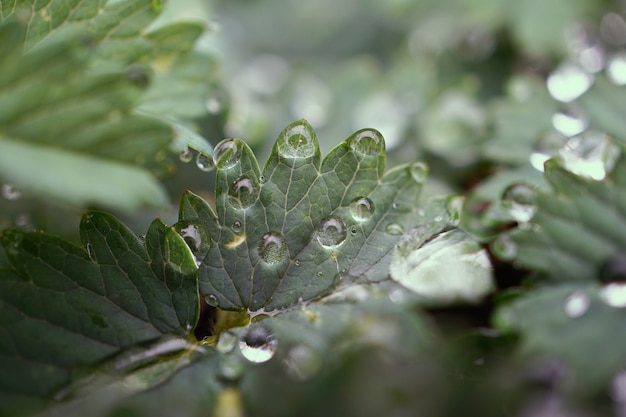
[579, 75, 626, 144]
[0, 211, 198, 411]
[178, 120, 460, 313]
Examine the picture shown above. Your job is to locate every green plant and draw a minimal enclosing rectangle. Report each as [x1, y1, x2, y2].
[4, 1, 626, 416]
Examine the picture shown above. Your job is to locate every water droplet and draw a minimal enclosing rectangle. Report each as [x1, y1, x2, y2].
[559, 132, 621, 180]
[283, 344, 322, 381]
[294, 259, 301, 266]
[315, 271, 324, 278]
[564, 291, 590, 318]
[258, 232, 287, 264]
[239, 325, 277, 363]
[232, 220, 243, 234]
[491, 234, 517, 261]
[206, 294, 218, 305]
[179, 147, 193, 163]
[213, 139, 242, 169]
[600, 283, 626, 308]
[174, 221, 210, 257]
[552, 106, 588, 137]
[316, 217, 347, 248]
[2, 184, 21, 200]
[216, 331, 238, 353]
[547, 61, 594, 102]
[385, 223, 404, 235]
[205, 95, 223, 114]
[277, 121, 317, 159]
[502, 183, 538, 224]
[196, 152, 215, 172]
[229, 175, 259, 209]
[348, 129, 385, 157]
[409, 162, 429, 184]
[219, 354, 244, 381]
[350, 197, 375, 222]
[349, 226, 358, 236]
[446, 195, 464, 226]
[85, 243, 93, 259]
[607, 53, 626, 85]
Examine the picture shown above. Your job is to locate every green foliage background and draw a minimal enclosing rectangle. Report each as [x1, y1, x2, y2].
[2, 0, 626, 416]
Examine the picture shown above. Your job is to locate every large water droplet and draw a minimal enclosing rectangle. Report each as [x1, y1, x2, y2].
[385, 223, 404, 236]
[277, 121, 317, 159]
[239, 325, 277, 363]
[547, 61, 594, 102]
[229, 175, 259, 209]
[491, 234, 517, 261]
[213, 139, 242, 169]
[551, 106, 588, 137]
[196, 152, 215, 172]
[409, 162, 429, 184]
[600, 283, 626, 308]
[348, 129, 385, 157]
[316, 217, 347, 248]
[216, 331, 238, 353]
[174, 221, 210, 262]
[350, 197, 375, 222]
[502, 183, 538, 224]
[2, 184, 21, 200]
[559, 132, 621, 180]
[283, 344, 322, 381]
[258, 232, 287, 264]
[607, 53, 626, 85]
[564, 291, 590, 318]
[179, 147, 193, 163]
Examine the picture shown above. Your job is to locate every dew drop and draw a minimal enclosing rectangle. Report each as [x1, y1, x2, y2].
[85, 243, 94, 259]
[179, 147, 193, 163]
[216, 331, 238, 353]
[196, 152, 215, 172]
[206, 294, 218, 305]
[348, 129, 385, 157]
[2, 184, 21, 200]
[501, 183, 538, 224]
[229, 175, 259, 208]
[213, 139, 242, 169]
[547, 61, 594, 102]
[446, 195, 464, 226]
[551, 106, 588, 137]
[239, 325, 277, 363]
[294, 259, 301, 266]
[409, 161, 429, 184]
[315, 271, 324, 278]
[277, 121, 316, 159]
[316, 217, 347, 248]
[350, 197, 375, 222]
[600, 283, 626, 308]
[232, 220, 243, 234]
[564, 291, 590, 318]
[491, 234, 517, 261]
[385, 223, 404, 236]
[258, 232, 287, 264]
[559, 132, 621, 180]
[283, 344, 322, 381]
[205, 95, 223, 114]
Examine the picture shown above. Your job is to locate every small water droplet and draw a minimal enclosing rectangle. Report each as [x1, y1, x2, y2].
[86, 243, 93, 259]
[491, 234, 517, 261]
[179, 147, 193, 163]
[207, 294, 218, 305]
[258, 232, 287, 264]
[196, 152, 215, 172]
[229, 175, 259, 209]
[348, 129, 385, 157]
[600, 283, 626, 308]
[277, 121, 317, 159]
[2, 184, 21, 200]
[294, 259, 301, 266]
[216, 331, 238, 353]
[349, 226, 358, 236]
[232, 220, 243, 234]
[409, 162, 429, 184]
[206, 95, 224, 114]
[239, 325, 277, 363]
[315, 271, 324, 278]
[385, 223, 404, 235]
[547, 61, 594, 102]
[564, 291, 590, 318]
[446, 195, 464, 226]
[502, 183, 538, 224]
[316, 217, 347, 248]
[283, 344, 322, 381]
[350, 197, 375, 222]
[552, 106, 588, 137]
[137, 234, 146, 245]
[175, 221, 210, 255]
[213, 139, 242, 169]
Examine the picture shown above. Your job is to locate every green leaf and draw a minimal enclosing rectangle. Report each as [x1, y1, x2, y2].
[578, 75, 626, 144]
[0, 211, 198, 407]
[178, 120, 459, 313]
[495, 283, 626, 392]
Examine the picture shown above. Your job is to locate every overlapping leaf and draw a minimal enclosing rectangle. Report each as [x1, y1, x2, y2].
[0, 211, 198, 410]
[178, 120, 461, 313]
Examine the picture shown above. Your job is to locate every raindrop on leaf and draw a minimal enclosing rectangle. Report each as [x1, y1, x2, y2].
[239, 325, 277, 363]
[551, 106, 588, 137]
[501, 183, 538, 224]
[277, 121, 317, 159]
[349, 197, 375, 222]
[316, 217, 347, 248]
[216, 331, 238, 354]
[385, 223, 404, 236]
[179, 147, 193, 163]
[491, 234, 517, 261]
[446, 195, 464, 226]
[258, 232, 287, 264]
[214, 139, 242, 169]
[409, 162, 429, 184]
[229, 175, 259, 208]
[348, 129, 385, 157]
[196, 153, 215, 172]
[232, 220, 243, 234]
[564, 291, 590, 318]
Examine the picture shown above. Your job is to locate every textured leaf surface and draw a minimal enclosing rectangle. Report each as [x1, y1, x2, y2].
[491, 148, 626, 280]
[179, 120, 458, 312]
[0, 211, 198, 406]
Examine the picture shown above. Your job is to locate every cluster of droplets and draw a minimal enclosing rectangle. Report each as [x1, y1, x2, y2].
[180, 138, 246, 173]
